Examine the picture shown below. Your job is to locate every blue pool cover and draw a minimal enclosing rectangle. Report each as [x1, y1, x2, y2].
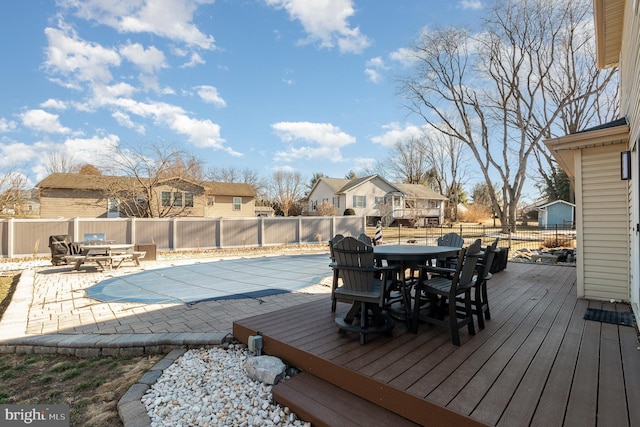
[86, 254, 331, 304]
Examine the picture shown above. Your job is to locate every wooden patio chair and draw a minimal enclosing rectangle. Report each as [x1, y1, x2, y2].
[357, 233, 373, 246]
[435, 232, 465, 268]
[415, 239, 483, 345]
[328, 234, 344, 312]
[333, 237, 398, 344]
[470, 237, 500, 329]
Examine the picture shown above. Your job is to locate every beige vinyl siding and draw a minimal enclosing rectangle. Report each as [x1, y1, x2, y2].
[206, 195, 254, 218]
[40, 189, 108, 218]
[621, 1, 640, 140]
[580, 144, 630, 301]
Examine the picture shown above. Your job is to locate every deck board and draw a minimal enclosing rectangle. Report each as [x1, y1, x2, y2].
[233, 262, 640, 426]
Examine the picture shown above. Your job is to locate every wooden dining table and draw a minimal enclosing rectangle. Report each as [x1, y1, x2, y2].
[373, 244, 461, 332]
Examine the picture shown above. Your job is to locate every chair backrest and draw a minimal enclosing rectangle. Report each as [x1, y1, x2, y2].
[479, 237, 499, 280]
[454, 239, 483, 291]
[328, 234, 344, 261]
[357, 233, 373, 246]
[333, 237, 376, 293]
[438, 232, 464, 248]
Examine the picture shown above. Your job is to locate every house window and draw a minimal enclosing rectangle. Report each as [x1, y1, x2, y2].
[207, 196, 215, 206]
[353, 195, 366, 208]
[333, 196, 340, 208]
[375, 196, 384, 206]
[161, 191, 171, 207]
[107, 198, 119, 218]
[233, 197, 242, 211]
[173, 192, 183, 207]
[185, 192, 194, 208]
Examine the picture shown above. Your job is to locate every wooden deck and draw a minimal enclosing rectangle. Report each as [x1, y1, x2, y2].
[233, 262, 640, 427]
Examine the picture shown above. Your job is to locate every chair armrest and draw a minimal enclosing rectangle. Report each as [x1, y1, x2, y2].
[418, 265, 455, 275]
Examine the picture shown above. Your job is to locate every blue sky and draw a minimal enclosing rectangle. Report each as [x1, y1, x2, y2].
[0, 0, 484, 188]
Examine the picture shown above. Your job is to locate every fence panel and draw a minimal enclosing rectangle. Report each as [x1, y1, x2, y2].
[334, 216, 365, 238]
[133, 219, 173, 250]
[175, 218, 220, 250]
[77, 218, 130, 244]
[262, 217, 300, 246]
[220, 218, 259, 248]
[301, 217, 333, 244]
[12, 219, 73, 257]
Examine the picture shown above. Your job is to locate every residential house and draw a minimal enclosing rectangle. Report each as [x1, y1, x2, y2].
[536, 200, 575, 229]
[37, 173, 256, 219]
[544, 0, 639, 322]
[307, 175, 447, 225]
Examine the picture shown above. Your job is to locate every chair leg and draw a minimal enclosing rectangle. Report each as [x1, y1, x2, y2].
[331, 270, 339, 312]
[474, 284, 485, 329]
[465, 292, 475, 337]
[482, 281, 491, 320]
[448, 296, 461, 346]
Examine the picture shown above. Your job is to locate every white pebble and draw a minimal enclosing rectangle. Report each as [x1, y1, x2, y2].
[143, 346, 306, 427]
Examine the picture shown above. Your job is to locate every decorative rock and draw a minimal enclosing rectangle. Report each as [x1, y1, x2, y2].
[244, 355, 287, 385]
[142, 346, 307, 426]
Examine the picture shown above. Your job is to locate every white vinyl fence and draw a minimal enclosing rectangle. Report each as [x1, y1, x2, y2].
[2, 216, 366, 258]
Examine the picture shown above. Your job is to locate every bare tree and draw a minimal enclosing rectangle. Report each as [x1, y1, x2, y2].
[401, 0, 615, 231]
[0, 169, 29, 215]
[207, 166, 267, 200]
[104, 144, 206, 218]
[269, 170, 305, 217]
[45, 152, 80, 174]
[422, 131, 468, 221]
[386, 136, 434, 185]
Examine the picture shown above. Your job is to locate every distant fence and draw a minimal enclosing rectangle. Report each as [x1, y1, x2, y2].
[1, 216, 366, 258]
[370, 223, 577, 251]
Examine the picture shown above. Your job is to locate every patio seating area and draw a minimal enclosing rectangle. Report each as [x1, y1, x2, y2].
[233, 262, 640, 426]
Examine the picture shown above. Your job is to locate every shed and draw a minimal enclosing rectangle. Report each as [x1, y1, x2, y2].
[537, 200, 575, 228]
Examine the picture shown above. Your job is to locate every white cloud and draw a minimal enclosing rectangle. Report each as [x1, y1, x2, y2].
[459, 0, 483, 10]
[40, 99, 68, 110]
[44, 25, 121, 85]
[61, 0, 216, 49]
[371, 122, 426, 147]
[112, 111, 145, 133]
[195, 85, 227, 107]
[365, 68, 382, 83]
[180, 52, 206, 68]
[265, 0, 371, 54]
[119, 42, 166, 74]
[365, 56, 386, 83]
[0, 118, 17, 133]
[0, 142, 37, 169]
[271, 121, 355, 162]
[389, 47, 418, 67]
[20, 109, 71, 134]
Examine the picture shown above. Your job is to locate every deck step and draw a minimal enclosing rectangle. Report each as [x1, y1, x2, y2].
[272, 372, 420, 427]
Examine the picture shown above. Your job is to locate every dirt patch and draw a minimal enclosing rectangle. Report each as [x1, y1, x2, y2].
[0, 352, 160, 426]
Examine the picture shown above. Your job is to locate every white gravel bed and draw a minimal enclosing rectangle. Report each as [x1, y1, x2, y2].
[142, 344, 309, 427]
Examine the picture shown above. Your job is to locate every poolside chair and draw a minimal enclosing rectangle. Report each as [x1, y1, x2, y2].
[469, 238, 499, 329]
[329, 234, 344, 312]
[434, 232, 465, 269]
[357, 233, 373, 246]
[415, 239, 482, 345]
[332, 237, 398, 344]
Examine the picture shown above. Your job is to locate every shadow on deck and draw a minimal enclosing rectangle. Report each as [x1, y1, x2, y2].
[233, 262, 640, 426]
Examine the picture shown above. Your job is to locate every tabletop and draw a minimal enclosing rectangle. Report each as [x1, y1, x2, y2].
[373, 245, 460, 262]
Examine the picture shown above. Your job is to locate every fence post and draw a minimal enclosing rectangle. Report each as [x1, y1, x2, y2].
[130, 217, 136, 244]
[7, 218, 14, 258]
[171, 217, 178, 250]
[73, 217, 80, 242]
[459, 224, 463, 240]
